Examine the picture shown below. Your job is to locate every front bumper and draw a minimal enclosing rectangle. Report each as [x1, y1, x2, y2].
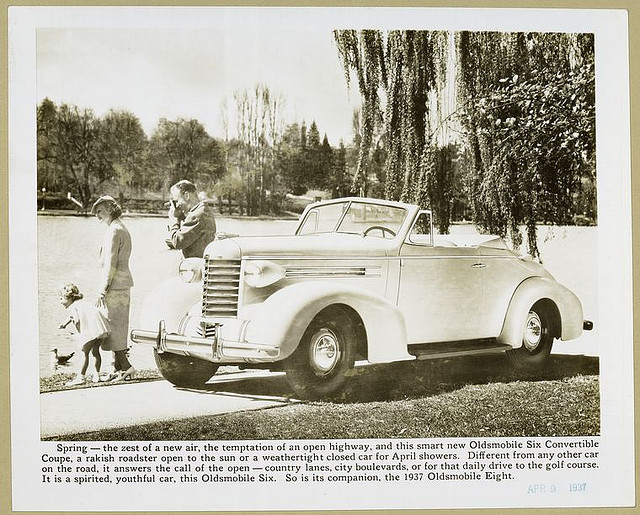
[130, 320, 280, 362]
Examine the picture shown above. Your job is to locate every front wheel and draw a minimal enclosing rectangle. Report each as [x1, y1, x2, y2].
[285, 312, 356, 399]
[506, 306, 554, 370]
[154, 350, 219, 388]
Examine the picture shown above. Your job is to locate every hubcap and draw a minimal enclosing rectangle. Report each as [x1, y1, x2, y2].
[309, 328, 341, 376]
[523, 311, 543, 351]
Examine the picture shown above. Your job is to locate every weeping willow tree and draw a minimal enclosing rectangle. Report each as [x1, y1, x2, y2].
[335, 29, 595, 256]
[334, 29, 449, 203]
[456, 32, 595, 257]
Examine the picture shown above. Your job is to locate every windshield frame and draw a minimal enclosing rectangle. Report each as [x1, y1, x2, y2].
[295, 199, 409, 238]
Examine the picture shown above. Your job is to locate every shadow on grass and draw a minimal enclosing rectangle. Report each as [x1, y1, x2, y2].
[199, 353, 598, 404]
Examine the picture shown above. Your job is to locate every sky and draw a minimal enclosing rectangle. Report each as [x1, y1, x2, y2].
[36, 27, 361, 146]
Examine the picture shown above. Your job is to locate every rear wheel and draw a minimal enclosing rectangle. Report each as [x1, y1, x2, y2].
[507, 305, 554, 370]
[285, 310, 356, 398]
[154, 350, 219, 387]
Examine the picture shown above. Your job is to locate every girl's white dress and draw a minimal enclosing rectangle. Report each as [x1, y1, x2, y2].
[67, 299, 111, 344]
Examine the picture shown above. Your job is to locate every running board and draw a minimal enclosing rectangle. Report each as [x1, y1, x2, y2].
[408, 339, 513, 360]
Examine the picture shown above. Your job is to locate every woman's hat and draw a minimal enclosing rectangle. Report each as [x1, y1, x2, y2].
[90, 195, 118, 214]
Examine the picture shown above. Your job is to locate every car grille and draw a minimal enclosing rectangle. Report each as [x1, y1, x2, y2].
[196, 321, 218, 339]
[202, 258, 241, 318]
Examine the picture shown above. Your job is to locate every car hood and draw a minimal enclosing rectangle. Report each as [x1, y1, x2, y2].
[205, 233, 397, 260]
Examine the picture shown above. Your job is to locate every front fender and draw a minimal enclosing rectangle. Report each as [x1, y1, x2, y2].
[241, 281, 412, 363]
[498, 276, 584, 347]
[137, 277, 201, 333]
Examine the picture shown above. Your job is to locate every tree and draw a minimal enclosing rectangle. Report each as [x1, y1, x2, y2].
[233, 84, 285, 215]
[212, 169, 244, 214]
[327, 140, 351, 198]
[38, 100, 146, 207]
[419, 143, 459, 234]
[148, 118, 226, 193]
[345, 106, 386, 197]
[300, 122, 334, 191]
[318, 134, 334, 190]
[48, 103, 110, 207]
[456, 32, 595, 256]
[334, 30, 385, 196]
[334, 29, 448, 202]
[277, 123, 308, 196]
[276, 120, 338, 198]
[302, 120, 322, 188]
[99, 110, 148, 195]
[335, 29, 596, 256]
[304, 121, 322, 188]
[37, 98, 62, 192]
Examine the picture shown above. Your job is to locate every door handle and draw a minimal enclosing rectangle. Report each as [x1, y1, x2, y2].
[472, 263, 486, 269]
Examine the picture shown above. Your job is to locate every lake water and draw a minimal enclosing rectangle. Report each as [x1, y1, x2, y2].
[37, 215, 298, 377]
[37, 215, 597, 378]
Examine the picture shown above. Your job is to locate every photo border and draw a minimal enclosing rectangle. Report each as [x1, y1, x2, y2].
[2, 0, 638, 513]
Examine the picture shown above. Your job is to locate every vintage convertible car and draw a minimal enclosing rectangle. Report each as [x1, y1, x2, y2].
[130, 197, 592, 397]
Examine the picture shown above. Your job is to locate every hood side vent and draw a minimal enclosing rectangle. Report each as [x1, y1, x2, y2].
[284, 265, 381, 278]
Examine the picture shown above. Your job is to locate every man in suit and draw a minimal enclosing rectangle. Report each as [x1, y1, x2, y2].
[167, 180, 217, 258]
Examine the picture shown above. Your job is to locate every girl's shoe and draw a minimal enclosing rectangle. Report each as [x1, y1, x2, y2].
[66, 375, 86, 386]
[91, 373, 100, 383]
[120, 367, 136, 381]
[98, 372, 112, 382]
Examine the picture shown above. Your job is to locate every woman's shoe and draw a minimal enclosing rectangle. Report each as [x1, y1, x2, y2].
[120, 367, 136, 381]
[107, 371, 123, 381]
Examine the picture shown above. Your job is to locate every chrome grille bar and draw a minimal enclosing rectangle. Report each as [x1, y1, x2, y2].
[196, 321, 218, 339]
[202, 258, 241, 318]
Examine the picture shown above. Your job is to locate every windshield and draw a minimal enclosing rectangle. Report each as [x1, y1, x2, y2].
[297, 201, 407, 238]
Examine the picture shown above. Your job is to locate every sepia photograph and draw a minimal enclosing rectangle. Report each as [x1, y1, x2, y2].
[8, 5, 634, 512]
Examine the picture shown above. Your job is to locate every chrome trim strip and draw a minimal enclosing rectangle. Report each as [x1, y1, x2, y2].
[284, 265, 382, 278]
[414, 346, 511, 360]
[244, 255, 516, 261]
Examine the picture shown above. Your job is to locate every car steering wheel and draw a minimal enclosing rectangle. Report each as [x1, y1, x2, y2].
[363, 226, 396, 238]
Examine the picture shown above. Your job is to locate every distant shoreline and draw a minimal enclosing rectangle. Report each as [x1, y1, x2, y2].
[36, 209, 300, 221]
[35, 210, 596, 228]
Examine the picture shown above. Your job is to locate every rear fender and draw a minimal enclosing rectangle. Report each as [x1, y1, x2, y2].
[499, 276, 584, 347]
[242, 281, 412, 363]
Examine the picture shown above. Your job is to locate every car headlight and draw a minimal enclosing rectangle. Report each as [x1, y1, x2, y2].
[243, 260, 285, 288]
[178, 257, 204, 283]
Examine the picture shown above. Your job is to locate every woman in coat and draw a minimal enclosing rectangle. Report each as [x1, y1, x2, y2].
[91, 195, 135, 380]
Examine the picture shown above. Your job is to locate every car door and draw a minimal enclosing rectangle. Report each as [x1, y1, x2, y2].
[396, 212, 484, 344]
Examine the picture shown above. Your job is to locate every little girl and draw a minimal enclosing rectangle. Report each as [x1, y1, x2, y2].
[58, 283, 111, 386]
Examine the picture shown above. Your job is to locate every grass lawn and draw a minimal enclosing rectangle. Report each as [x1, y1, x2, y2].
[40, 368, 162, 392]
[46, 353, 600, 440]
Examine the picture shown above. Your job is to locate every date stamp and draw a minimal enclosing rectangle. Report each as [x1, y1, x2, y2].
[569, 483, 587, 493]
[528, 484, 557, 494]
